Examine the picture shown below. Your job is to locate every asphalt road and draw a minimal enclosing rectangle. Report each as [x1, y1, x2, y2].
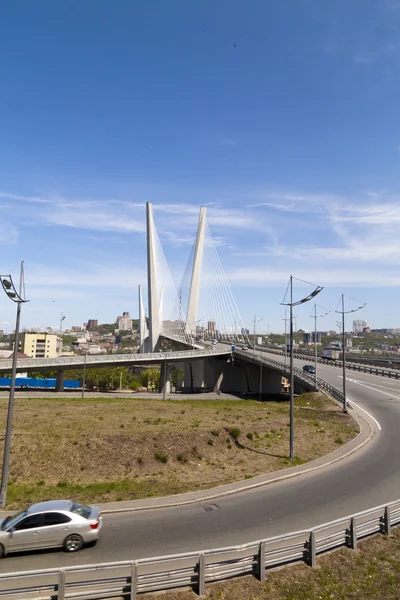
[2, 353, 400, 574]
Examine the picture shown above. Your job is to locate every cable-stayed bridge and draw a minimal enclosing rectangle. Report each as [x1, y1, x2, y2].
[8, 203, 315, 396]
[139, 202, 249, 353]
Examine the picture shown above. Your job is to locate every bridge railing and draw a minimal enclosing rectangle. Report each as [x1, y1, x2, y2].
[262, 347, 400, 379]
[1, 497, 399, 599]
[0, 347, 231, 372]
[234, 349, 345, 405]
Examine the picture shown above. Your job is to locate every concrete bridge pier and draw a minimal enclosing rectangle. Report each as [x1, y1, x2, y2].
[159, 360, 171, 396]
[183, 360, 206, 393]
[55, 371, 65, 392]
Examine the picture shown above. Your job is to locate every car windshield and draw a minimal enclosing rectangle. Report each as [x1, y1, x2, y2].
[1, 509, 28, 530]
[70, 502, 91, 519]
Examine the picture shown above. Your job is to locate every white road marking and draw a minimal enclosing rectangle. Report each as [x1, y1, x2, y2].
[338, 375, 400, 398]
[351, 379, 400, 401]
[348, 398, 381, 431]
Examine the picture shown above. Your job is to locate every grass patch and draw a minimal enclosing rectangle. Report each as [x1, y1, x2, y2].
[0, 393, 358, 508]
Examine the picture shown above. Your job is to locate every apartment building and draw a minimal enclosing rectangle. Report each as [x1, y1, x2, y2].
[17, 332, 58, 358]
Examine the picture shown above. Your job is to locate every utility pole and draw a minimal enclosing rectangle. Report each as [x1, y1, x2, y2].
[282, 311, 289, 366]
[252, 314, 263, 352]
[81, 351, 87, 399]
[281, 275, 323, 461]
[289, 277, 294, 460]
[335, 295, 366, 413]
[0, 262, 29, 507]
[310, 304, 330, 387]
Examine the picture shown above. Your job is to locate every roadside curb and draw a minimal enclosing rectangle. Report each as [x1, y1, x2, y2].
[96, 402, 376, 515]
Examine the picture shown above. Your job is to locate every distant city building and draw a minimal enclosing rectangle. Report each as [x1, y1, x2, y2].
[16, 332, 58, 358]
[208, 320, 216, 334]
[116, 312, 132, 331]
[363, 327, 371, 333]
[303, 332, 322, 345]
[71, 325, 84, 332]
[353, 320, 367, 334]
[86, 320, 98, 330]
[241, 328, 250, 335]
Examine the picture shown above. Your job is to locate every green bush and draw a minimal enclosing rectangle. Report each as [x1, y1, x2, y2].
[229, 427, 241, 440]
[207, 439, 214, 446]
[154, 451, 168, 463]
[246, 432, 253, 440]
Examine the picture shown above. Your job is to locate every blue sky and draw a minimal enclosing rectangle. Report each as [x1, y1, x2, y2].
[1, 0, 400, 334]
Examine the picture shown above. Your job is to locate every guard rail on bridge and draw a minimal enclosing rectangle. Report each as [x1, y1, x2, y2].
[1, 497, 398, 599]
[263, 347, 400, 379]
[0, 347, 231, 374]
[235, 350, 345, 401]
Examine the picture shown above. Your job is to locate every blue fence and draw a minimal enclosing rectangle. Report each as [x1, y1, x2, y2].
[0, 377, 80, 389]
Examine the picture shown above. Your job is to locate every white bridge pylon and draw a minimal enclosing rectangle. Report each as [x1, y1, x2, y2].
[139, 202, 248, 352]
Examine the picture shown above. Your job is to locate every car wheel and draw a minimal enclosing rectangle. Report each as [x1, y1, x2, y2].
[0, 544, 5, 559]
[63, 534, 83, 552]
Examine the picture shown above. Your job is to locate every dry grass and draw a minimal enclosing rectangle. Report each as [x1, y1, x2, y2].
[149, 529, 400, 599]
[0, 393, 358, 508]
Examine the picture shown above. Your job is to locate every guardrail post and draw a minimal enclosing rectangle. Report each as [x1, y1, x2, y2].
[308, 531, 316, 567]
[58, 569, 66, 600]
[130, 561, 138, 600]
[198, 553, 206, 596]
[349, 517, 357, 550]
[258, 541, 266, 581]
[384, 506, 392, 536]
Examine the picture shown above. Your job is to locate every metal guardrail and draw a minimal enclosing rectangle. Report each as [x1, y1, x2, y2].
[263, 348, 400, 379]
[236, 349, 345, 404]
[1, 497, 398, 599]
[0, 347, 231, 373]
[235, 350, 321, 391]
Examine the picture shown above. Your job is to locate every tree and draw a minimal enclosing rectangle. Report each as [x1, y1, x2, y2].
[170, 366, 184, 388]
[140, 368, 160, 390]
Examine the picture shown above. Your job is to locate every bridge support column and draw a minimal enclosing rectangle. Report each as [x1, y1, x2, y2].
[191, 360, 205, 392]
[160, 360, 170, 396]
[55, 371, 65, 392]
[182, 360, 205, 393]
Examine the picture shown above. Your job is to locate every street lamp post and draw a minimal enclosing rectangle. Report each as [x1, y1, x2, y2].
[252, 314, 263, 353]
[81, 351, 87, 399]
[282, 311, 289, 366]
[335, 295, 366, 413]
[281, 275, 323, 460]
[310, 304, 330, 387]
[59, 312, 66, 335]
[0, 262, 29, 507]
[191, 319, 201, 349]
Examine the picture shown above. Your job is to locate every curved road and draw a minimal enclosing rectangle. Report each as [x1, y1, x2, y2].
[2, 355, 400, 574]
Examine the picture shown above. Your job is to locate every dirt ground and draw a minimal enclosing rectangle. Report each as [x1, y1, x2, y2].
[0, 393, 358, 507]
[150, 529, 400, 600]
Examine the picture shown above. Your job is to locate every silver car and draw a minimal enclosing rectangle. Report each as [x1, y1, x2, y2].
[0, 499, 102, 557]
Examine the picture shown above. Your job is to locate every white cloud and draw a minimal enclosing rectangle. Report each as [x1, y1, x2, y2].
[227, 266, 400, 287]
[43, 209, 146, 233]
[26, 263, 147, 290]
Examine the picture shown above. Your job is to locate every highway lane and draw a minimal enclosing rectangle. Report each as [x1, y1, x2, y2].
[3, 357, 400, 573]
